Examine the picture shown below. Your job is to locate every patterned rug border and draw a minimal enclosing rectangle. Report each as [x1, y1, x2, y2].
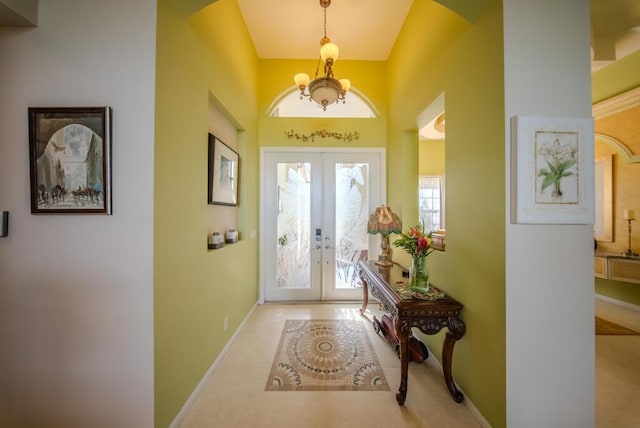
[265, 319, 390, 392]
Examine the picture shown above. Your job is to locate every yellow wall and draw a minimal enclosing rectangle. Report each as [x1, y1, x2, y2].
[592, 51, 640, 306]
[155, 0, 509, 426]
[387, 1, 506, 426]
[594, 129, 640, 305]
[257, 59, 388, 148]
[419, 139, 446, 175]
[592, 51, 640, 103]
[154, 0, 260, 425]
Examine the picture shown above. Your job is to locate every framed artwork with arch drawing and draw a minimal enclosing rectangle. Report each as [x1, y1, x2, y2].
[28, 107, 112, 215]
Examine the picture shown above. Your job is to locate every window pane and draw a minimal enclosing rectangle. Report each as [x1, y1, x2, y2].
[418, 176, 443, 232]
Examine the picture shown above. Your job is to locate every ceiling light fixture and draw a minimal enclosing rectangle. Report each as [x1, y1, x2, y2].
[294, 0, 350, 111]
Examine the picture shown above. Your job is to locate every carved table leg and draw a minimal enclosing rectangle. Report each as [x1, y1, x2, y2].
[359, 273, 369, 315]
[442, 317, 466, 403]
[395, 317, 410, 405]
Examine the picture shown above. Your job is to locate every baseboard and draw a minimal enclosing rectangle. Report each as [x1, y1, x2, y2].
[169, 302, 258, 428]
[595, 293, 640, 312]
[423, 344, 493, 428]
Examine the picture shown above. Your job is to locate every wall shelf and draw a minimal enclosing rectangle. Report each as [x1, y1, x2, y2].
[207, 240, 240, 251]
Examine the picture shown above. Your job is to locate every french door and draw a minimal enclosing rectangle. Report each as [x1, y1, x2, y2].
[261, 149, 384, 301]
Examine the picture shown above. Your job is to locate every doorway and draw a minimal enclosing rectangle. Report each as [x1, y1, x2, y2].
[260, 148, 384, 301]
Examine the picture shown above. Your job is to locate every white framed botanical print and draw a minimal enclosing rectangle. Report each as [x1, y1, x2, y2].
[510, 115, 594, 224]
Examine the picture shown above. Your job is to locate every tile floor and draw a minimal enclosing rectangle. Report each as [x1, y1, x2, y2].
[178, 298, 640, 427]
[179, 303, 482, 428]
[595, 297, 640, 428]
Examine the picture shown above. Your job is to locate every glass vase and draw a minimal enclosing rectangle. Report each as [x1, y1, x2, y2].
[409, 256, 429, 292]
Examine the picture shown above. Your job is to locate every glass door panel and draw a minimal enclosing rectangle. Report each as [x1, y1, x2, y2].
[262, 150, 381, 301]
[322, 153, 379, 300]
[264, 153, 321, 301]
[334, 162, 369, 289]
[276, 162, 311, 290]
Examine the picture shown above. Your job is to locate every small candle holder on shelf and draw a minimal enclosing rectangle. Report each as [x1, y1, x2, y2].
[622, 209, 638, 257]
[225, 229, 238, 244]
[208, 232, 224, 250]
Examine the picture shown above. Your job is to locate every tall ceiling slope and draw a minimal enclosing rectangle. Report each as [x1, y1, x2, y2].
[434, 0, 494, 22]
[591, 0, 640, 68]
[0, 0, 38, 26]
[169, 0, 216, 18]
[237, 0, 640, 66]
[237, 0, 413, 60]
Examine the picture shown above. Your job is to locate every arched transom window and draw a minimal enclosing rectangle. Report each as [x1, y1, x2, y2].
[269, 88, 378, 118]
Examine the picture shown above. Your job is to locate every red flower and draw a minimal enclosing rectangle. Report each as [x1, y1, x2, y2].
[409, 227, 421, 237]
[417, 236, 429, 253]
[392, 223, 434, 259]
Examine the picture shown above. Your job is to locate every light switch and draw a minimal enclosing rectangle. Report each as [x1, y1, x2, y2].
[1, 211, 8, 238]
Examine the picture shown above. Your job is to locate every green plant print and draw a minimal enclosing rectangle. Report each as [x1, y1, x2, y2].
[537, 138, 577, 199]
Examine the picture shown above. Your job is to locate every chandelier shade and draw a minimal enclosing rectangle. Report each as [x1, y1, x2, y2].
[309, 77, 342, 108]
[338, 79, 351, 93]
[294, 73, 310, 89]
[319, 42, 339, 63]
[293, 0, 350, 111]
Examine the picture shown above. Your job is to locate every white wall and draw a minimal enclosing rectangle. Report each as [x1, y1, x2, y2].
[504, 0, 595, 427]
[0, 0, 156, 426]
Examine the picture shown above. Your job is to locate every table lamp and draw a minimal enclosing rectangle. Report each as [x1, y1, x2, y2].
[367, 205, 402, 266]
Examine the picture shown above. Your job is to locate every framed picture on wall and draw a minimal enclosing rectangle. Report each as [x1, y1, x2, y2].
[594, 154, 612, 242]
[510, 115, 594, 224]
[28, 106, 113, 215]
[208, 133, 239, 206]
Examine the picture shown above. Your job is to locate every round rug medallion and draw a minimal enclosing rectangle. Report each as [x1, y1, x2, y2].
[266, 319, 390, 391]
[288, 323, 365, 380]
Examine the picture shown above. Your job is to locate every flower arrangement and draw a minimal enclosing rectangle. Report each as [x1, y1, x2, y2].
[393, 223, 433, 293]
[392, 223, 434, 259]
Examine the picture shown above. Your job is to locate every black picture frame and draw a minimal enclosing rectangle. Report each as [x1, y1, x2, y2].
[208, 133, 239, 206]
[28, 107, 112, 214]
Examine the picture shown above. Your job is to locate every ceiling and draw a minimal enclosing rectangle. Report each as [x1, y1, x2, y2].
[591, 0, 640, 70]
[237, 0, 640, 66]
[236, 0, 413, 61]
[2, 0, 638, 64]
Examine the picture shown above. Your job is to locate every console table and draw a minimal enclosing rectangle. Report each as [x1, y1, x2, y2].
[358, 260, 465, 405]
[594, 254, 640, 283]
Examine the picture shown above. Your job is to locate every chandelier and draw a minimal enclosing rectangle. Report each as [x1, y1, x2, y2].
[294, 0, 351, 111]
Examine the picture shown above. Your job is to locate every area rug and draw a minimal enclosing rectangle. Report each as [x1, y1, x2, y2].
[265, 319, 390, 391]
[595, 317, 640, 335]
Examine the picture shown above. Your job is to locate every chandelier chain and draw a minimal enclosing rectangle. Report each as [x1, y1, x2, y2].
[323, 6, 327, 39]
[292, 0, 348, 111]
